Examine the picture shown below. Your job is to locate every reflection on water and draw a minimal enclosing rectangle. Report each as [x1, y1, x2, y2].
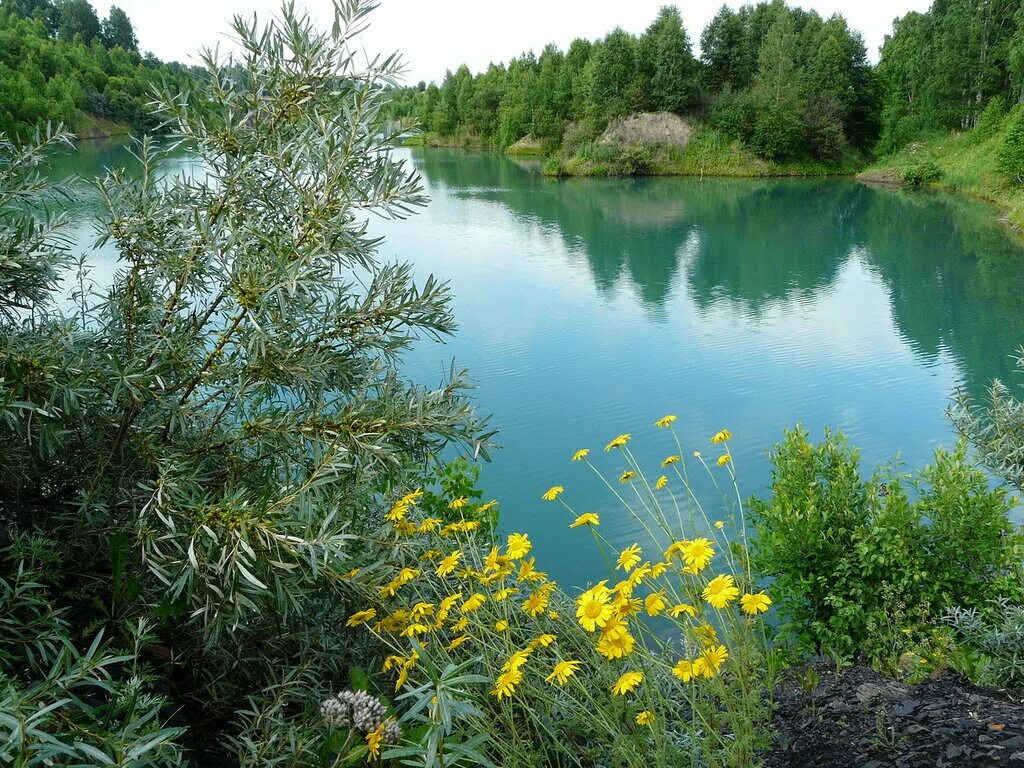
[58, 141, 1024, 591]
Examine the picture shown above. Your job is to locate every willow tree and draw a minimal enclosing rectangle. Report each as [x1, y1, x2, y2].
[0, 1, 489, 762]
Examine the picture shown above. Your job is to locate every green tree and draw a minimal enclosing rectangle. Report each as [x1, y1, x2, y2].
[637, 5, 698, 114]
[749, 12, 805, 159]
[101, 5, 136, 51]
[585, 28, 640, 121]
[701, 5, 751, 92]
[55, 0, 100, 44]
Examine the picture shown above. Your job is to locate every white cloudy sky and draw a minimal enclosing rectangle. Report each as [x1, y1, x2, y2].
[98, 0, 932, 83]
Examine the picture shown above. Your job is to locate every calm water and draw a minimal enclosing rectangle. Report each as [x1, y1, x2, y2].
[57, 140, 1024, 591]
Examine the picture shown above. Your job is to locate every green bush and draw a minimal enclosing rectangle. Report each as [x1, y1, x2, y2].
[0, 2, 490, 763]
[751, 428, 1019, 669]
[973, 96, 1009, 141]
[901, 157, 943, 186]
[996, 106, 1024, 184]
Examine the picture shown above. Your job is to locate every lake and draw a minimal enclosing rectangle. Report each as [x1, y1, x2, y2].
[57, 139, 1024, 591]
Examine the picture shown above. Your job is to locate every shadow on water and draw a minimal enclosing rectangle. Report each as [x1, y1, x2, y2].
[411, 148, 1024, 398]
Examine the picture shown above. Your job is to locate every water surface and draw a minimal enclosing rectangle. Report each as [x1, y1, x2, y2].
[59, 141, 1024, 591]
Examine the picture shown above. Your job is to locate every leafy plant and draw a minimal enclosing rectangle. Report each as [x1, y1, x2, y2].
[901, 157, 943, 186]
[951, 348, 1024, 493]
[996, 106, 1024, 184]
[1, 1, 491, 761]
[945, 598, 1024, 687]
[751, 427, 1018, 669]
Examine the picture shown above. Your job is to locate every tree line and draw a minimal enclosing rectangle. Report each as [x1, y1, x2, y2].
[390, 0, 1024, 164]
[0, 0, 198, 136]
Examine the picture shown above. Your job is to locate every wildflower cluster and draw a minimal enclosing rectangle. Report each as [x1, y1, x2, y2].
[347, 418, 775, 766]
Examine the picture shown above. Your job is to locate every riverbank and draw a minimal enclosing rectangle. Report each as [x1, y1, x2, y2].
[858, 127, 1024, 230]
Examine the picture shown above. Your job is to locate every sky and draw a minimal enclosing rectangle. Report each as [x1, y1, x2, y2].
[99, 0, 933, 83]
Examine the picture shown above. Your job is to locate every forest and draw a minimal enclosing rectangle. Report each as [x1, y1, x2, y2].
[0, 0, 198, 136]
[389, 0, 1024, 166]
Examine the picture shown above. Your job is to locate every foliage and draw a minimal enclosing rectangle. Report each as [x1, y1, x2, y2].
[0, 0, 197, 136]
[901, 157, 943, 186]
[350, 422, 775, 768]
[876, 0, 1023, 153]
[388, 1, 879, 165]
[0, 1, 491, 762]
[951, 348, 1024, 492]
[996, 105, 1024, 184]
[945, 598, 1024, 687]
[750, 427, 1019, 670]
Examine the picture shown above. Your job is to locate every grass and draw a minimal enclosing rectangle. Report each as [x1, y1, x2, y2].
[860, 123, 1024, 230]
[546, 127, 863, 179]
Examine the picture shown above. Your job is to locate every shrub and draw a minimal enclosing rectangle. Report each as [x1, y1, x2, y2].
[951, 349, 1024, 493]
[996, 106, 1024, 184]
[973, 96, 1008, 141]
[750, 427, 1018, 669]
[901, 157, 943, 186]
[945, 598, 1024, 687]
[0, 1, 490, 762]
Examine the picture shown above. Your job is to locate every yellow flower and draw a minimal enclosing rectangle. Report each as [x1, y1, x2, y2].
[668, 603, 698, 618]
[655, 415, 677, 428]
[548, 610, 559, 620]
[611, 671, 643, 696]
[484, 546, 504, 572]
[604, 433, 631, 451]
[597, 626, 636, 659]
[572, 448, 590, 462]
[684, 538, 715, 571]
[703, 574, 740, 609]
[530, 633, 557, 649]
[662, 455, 680, 467]
[450, 617, 469, 633]
[546, 659, 581, 685]
[403, 623, 430, 637]
[542, 485, 564, 501]
[636, 710, 656, 726]
[717, 453, 731, 467]
[523, 584, 554, 617]
[697, 644, 728, 677]
[366, 722, 385, 761]
[619, 470, 636, 483]
[493, 587, 519, 601]
[436, 550, 462, 577]
[576, 581, 614, 632]
[436, 593, 462, 620]
[479, 500, 498, 513]
[505, 533, 532, 560]
[449, 496, 468, 509]
[460, 593, 487, 613]
[714, 520, 725, 529]
[569, 512, 600, 528]
[503, 648, 533, 673]
[644, 591, 668, 617]
[649, 561, 670, 578]
[393, 520, 416, 536]
[740, 591, 772, 616]
[446, 634, 470, 652]
[495, 619, 509, 632]
[491, 668, 522, 699]
[625, 563, 652, 589]
[616, 544, 642, 572]
[346, 608, 376, 627]
[672, 658, 694, 683]
[710, 429, 732, 444]
[518, 557, 548, 583]
[655, 475, 668, 490]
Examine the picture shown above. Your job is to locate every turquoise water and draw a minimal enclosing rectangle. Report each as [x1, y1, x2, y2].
[58, 140, 1024, 591]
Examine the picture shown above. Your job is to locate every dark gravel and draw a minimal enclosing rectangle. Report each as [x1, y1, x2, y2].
[768, 661, 1024, 768]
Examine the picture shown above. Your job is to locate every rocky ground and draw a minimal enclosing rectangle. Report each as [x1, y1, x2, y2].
[769, 661, 1024, 767]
